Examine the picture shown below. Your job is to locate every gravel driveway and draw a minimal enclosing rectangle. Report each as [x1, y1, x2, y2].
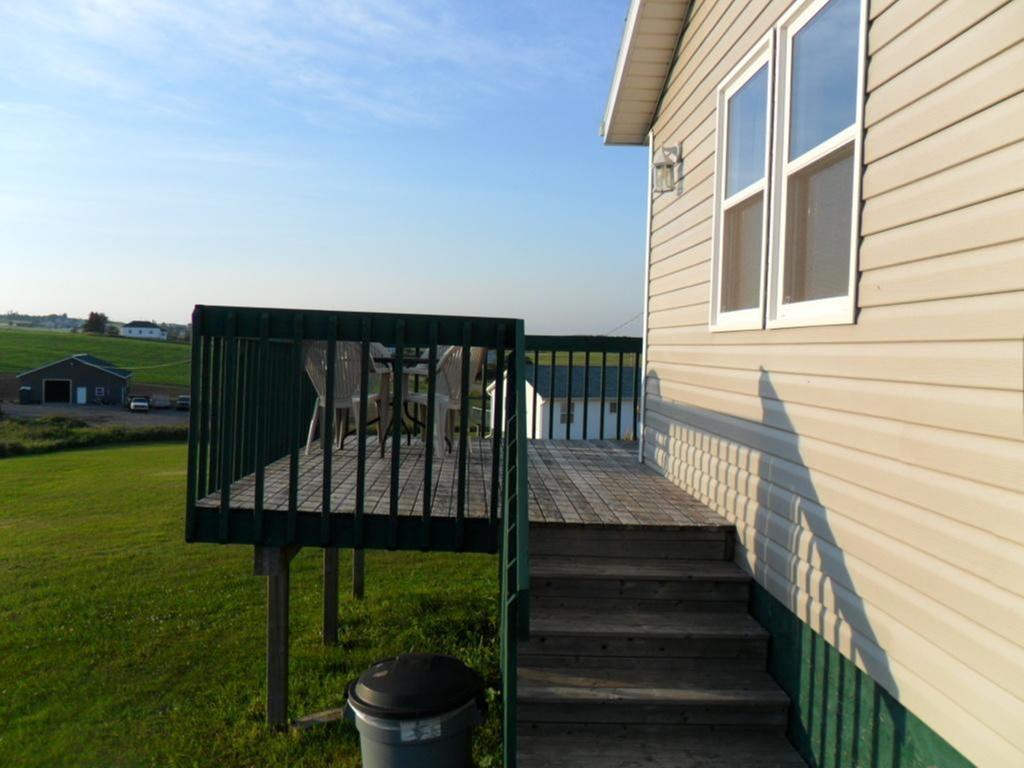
[1, 403, 189, 427]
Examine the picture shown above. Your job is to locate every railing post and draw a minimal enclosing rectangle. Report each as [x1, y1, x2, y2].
[513, 321, 529, 638]
[489, 326, 506, 547]
[421, 323, 438, 551]
[565, 350, 573, 441]
[208, 338, 222, 493]
[582, 349, 590, 440]
[388, 320, 404, 549]
[321, 318, 337, 546]
[218, 312, 237, 543]
[355, 319, 370, 556]
[287, 315, 304, 545]
[253, 314, 270, 543]
[455, 322, 471, 550]
[530, 349, 538, 439]
[501, 319, 530, 767]
[197, 333, 211, 497]
[632, 348, 641, 444]
[547, 355, 554, 440]
[616, 350, 624, 440]
[185, 306, 203, 542]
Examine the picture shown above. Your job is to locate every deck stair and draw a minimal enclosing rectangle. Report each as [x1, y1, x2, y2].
[518, 523, 805, 767]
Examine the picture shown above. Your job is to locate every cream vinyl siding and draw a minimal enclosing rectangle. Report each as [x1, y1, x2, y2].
[642, 1, 1024, 766]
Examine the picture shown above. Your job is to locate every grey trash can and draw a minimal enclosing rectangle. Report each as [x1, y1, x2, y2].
[344, 653, 486, 768]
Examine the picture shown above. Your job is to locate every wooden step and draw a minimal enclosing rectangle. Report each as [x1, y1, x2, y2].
[522, 606, 768, 663]
[518, 729, 806, 767]
[531, 556, 750, 611]
[530, 523, 734, 561]
[518, 664, 789, 728]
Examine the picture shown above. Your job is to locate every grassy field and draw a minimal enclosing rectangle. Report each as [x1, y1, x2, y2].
[0, 415, 186, 458]
[0, 328, 190, 387]
[0, 444, 501, 767]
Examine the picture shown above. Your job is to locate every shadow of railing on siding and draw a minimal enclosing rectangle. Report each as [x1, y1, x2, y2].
[757, 368, 919, 768]
[642, 365, 930, 767]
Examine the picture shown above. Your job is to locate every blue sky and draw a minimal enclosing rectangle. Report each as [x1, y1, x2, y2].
[0, 1, 646, 333]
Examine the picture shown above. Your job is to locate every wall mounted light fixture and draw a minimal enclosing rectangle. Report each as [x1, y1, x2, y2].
[652, 143, 683, 195]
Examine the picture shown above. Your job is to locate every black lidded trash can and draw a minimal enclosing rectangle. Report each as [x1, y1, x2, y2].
[344, 653, 486, 768]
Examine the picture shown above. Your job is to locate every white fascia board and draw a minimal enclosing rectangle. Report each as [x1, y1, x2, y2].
[602, 0, 645, 143]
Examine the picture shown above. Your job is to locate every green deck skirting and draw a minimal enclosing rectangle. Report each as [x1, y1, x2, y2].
[750, 584, 975, 768]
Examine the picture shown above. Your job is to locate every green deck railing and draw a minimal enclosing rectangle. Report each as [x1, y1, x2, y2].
[184, 310, 642, 764]
[524, 335, 643, 441]
[185, 305, 529, 762]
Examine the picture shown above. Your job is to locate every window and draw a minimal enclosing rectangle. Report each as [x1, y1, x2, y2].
[710, 0, 866, 331]
[608, 401, 618, 414]
[710, 36, 773, 331]
[770, 0, 864, 326]
[95, 386, 105, 398]
[559, 403, 575, 425]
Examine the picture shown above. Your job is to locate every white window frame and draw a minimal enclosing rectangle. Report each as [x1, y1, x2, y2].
[709, 34, 774, 332]
[766, 0, 868, 328]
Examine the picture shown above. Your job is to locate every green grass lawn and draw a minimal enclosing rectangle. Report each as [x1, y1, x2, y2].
[0, 444, 501, 767]
[0, 328, 190, 387]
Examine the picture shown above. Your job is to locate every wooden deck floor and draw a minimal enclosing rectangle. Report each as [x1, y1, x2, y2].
[197, 440, 723, 528]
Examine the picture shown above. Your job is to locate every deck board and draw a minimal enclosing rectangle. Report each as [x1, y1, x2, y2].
[197, 439, 724, 528]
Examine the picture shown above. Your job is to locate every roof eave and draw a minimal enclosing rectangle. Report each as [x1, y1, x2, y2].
[16, 355, 132, 380]
[601, 0, 690, 146]
[601, 0, 646, 146]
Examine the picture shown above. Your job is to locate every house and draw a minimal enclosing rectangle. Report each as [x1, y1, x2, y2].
[488, 363, 637, 440]
[602, 1, 1024, 766]
[17, 353, 131, 405]
[120, 320, 167, 340]
[178, 4, 1021, 765]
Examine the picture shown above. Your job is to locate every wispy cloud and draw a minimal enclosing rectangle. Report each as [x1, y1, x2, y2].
[0, 0, 607, 128]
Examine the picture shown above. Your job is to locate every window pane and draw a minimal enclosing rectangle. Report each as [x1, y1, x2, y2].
[789, 0, 861, 160]
[721, 192, 764, 312]
[783, 144, 854, 303]
[726, 64, 768, 196]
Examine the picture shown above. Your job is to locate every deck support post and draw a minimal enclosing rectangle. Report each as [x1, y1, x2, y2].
[352, 549, 365, 600]
[254, 545, 300, 730]
[323, 548, 339, 645]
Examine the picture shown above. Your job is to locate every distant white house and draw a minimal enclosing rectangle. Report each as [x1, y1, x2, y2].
[488, 363, 636, 440]
[120, 320, 166, 340]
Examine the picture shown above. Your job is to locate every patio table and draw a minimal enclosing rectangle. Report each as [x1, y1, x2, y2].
[372, 351, 432, 451]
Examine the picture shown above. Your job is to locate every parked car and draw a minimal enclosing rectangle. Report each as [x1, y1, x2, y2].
[176, 395, 191, 411]
[150, 395, 172, 409]
[129, 397, 150, 413]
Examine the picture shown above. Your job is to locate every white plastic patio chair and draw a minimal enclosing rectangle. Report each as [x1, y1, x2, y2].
[303, 341, 385, 454]
[404, 346, 485, 455]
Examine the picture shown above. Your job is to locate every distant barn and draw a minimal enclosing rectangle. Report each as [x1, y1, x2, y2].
[17, 354, 132, 406]
[120, 320, 167, 340]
